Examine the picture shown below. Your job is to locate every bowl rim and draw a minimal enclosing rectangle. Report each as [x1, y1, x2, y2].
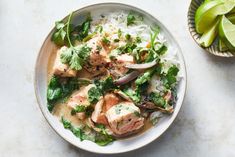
[34, 2, 187, 154]
[187, 0, 235, 57]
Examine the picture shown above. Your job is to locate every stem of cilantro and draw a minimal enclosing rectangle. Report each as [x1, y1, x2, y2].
[66, 12, 73, 47]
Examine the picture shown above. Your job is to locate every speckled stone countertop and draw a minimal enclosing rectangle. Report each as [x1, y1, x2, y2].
[0, 0, 235, 156]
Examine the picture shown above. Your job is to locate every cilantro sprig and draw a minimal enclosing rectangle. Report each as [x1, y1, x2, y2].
[59, 12, 91, 71]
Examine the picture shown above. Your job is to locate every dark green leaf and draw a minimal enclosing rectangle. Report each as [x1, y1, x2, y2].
[149, 92, 166, 107]
[127, 12, 136, 26]
[102, 37, 110, 45]
[52, 21, 67, 46]
[135, 68, 155, 86]
[88, 87, 102, 104]
[162, 65, 179, 89]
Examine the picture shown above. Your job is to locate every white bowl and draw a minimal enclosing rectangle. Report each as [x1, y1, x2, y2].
[34, 3, 187, 154]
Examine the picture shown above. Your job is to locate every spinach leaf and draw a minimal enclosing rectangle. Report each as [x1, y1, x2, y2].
[88, 87, 102, 104]
[72, 14, 92, 41]
[95, 132, 115, 146]
[47, 76, 83, 112]
[61, 117, 115, 146]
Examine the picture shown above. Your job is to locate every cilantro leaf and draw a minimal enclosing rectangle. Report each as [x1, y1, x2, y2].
[60, 45, 91, 71]
[162, 65, 179, 89]
[52, 21, 67, 46]
[149, 92, 166, 107]
[127, 12, 136, 26]
[102, 36, 110, 45]
[71, 105, 94, 116]
[88, 87, 102, 104]
[123, 88, 141, 103]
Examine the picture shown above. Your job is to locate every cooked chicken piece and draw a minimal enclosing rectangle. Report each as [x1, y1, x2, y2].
[110, 54, 134, 77]
[67, 84, 94, 120]
[106, 102, 144, 136]
[104, 93, 120, 111]
[52, 46, 77, 77]
[84, 36, 110, 76]
[91, 97, 108, 125]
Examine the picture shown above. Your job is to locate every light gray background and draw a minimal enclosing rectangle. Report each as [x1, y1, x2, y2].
[0, 0, 235, 156]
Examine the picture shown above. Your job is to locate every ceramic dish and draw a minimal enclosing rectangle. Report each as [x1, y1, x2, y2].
[34, 3, 187, 154]
[188, 0, 235, 57]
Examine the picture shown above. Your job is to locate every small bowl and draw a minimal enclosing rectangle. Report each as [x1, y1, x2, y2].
[34, 3, 187, 154]
[188, 0, 235, 57]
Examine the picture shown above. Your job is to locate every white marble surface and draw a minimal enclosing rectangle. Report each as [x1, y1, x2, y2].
[0, 0, 235, 156]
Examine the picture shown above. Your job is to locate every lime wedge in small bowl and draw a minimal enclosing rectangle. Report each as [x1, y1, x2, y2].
[196, 0, 235, 34]
[219, 15, 235, 50]
[199, 16, 221, 47]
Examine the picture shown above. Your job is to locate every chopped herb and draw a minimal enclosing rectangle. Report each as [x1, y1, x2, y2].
[113, 38, 120, 42]
[71, 105, 94, 116]
[96, 45, 102, 51]
[115, 104, 123, 114]
[150, 27, 160, 50]
[123, 88, 141, 103]
[127, 12, 136, 26]
[149, 92, 166, 107]
[135, 68, 155, 86]
[88, 87, 102, 104]
[71, 105, 86, 115]
[95, 25, 103, 33]
[102, 36, 110, 45]
[94, 76, 115, 94]
[162, 65, 179, 89]
[118, 29, 122, 38]
[109, 49, 121, 60]
[118, 42, 137, 54]
[134, 111, 141, 117]
[125, 34, 131, 40]
[135, 36, 142, 43]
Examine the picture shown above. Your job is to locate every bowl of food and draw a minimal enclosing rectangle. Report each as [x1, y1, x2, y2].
[188, 0, 235, 57]
[34, 3, 187, 154]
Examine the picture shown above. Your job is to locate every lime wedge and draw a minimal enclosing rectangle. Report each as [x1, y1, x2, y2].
[199, 17, 221, 47]
[219, 15, 235, 50]
[218, 39, 228, 51]
[196, 0, 235, 34]
[227, 13, 235, 23]
[195, 0, 223, 27]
